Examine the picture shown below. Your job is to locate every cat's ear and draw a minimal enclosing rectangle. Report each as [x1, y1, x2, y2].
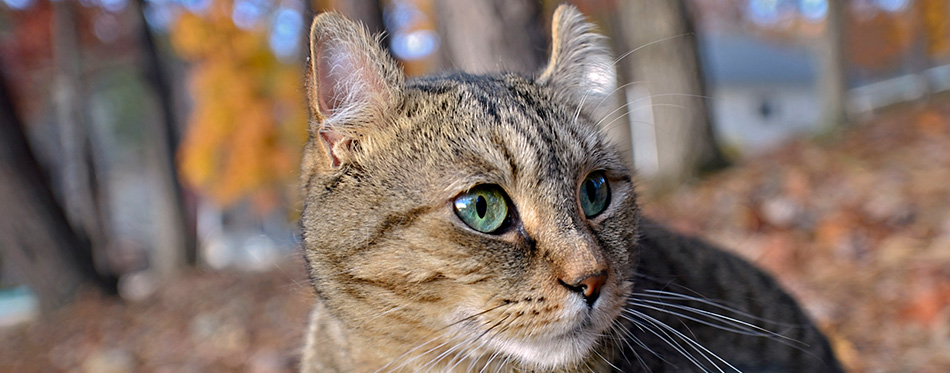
[307, 12, 404, 168]
[537, 5, 617, 117]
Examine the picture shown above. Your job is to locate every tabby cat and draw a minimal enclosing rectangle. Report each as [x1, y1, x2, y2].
[299, 5, 842, 372]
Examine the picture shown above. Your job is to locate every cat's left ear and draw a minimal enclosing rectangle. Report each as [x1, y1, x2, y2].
[307, 12, 404, 168]
[537, 5, 617, 118]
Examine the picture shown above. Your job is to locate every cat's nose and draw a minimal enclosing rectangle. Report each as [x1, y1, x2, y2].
[560, 271, 606, 307]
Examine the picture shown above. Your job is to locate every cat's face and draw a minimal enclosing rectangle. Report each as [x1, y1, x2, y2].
[300, 7, 638, 369]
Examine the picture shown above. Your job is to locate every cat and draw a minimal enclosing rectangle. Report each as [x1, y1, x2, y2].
[298, 5, 842, 372]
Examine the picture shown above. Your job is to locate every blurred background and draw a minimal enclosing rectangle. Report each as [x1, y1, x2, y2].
[1, 0, 949, 371]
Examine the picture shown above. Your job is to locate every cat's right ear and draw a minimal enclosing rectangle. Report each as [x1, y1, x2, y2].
[307, 12, 404, 168]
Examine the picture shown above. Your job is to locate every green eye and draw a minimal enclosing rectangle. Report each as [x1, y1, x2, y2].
[454, 185, 509, 233]
[579, 171, 610, 218]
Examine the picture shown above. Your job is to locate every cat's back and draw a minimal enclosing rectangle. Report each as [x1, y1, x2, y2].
[622, 220, 843, 372]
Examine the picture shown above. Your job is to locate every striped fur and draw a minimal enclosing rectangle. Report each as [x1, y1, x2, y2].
[300, 5, 841, 372]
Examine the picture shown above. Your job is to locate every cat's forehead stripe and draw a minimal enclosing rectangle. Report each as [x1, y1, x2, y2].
[407, 74, 599, 179]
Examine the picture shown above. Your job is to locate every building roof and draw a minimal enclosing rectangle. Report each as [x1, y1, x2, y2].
[699, 33, 816, 86]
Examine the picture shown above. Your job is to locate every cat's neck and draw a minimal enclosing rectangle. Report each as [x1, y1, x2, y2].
[302, 300, 456, 372]
[301, 301, 381, 371]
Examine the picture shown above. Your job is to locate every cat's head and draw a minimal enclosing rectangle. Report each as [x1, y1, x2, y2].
[300, 5, 639, 369]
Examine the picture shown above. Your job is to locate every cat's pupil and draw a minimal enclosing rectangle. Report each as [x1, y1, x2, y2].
[586, 179, 597, 202]
[476, 195, 487, 218]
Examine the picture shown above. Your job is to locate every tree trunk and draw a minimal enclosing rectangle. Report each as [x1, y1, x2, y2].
[134, 0, 196, 275]
[51, 0, 103, 247]
[820, 0, 850, 127]
[617, 0, 727, 188]
[50, 0, 115, 273]
[434, 0, 546, 74]
[0, 68, 118, 313]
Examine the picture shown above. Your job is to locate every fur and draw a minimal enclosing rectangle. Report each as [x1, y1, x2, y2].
[299, 5, 842, 372]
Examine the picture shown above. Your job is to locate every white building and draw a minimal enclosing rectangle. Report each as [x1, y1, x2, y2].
[700, 33, 820, 153]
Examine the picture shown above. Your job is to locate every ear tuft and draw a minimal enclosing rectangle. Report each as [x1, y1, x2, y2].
[537, 5, 617, 117]
[307, 12, 404, 168]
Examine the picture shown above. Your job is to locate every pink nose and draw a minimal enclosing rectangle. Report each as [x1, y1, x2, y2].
[560, 271, 607, 307]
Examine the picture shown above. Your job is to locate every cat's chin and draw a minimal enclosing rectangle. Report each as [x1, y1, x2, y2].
[488, 328, 601, 369]
[481, 298, 615, 370]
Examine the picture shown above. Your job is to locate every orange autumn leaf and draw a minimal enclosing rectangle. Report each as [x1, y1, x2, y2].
[899, 279, 950, 326]
[921, 0, 950, 57]
[915, 109, 948, 137]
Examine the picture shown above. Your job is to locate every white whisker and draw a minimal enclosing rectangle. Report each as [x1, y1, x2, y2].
[631, 298, 800, 344]
[625, 308, 741, 373]
[612, 33, 693, 66]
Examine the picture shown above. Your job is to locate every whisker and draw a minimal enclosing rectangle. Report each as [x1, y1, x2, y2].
[380, 334, 457, 373]
[420, 333, 476, 372]
[638, 289, 802, 328]
[278, 278, 312, 291]
[364, 305, 405, 324]
[478, 349, 503, 373]
[587, 80, 645, 119]
[594, 95, 692, 130]
[598, 90, 716, 128]
[619, 312, 688, 371]
[596, 103, 685, 138]
[593, 89, 649, 129]
[625, 309, 741, 373]
[493, 353, 513, 373]
[609, 318, 655, 370]
[600, 113, 650, 135]
[473, 314, 511, 373]
[592, 347, 622, 372]
[626, 310, 714, 372]
[632, 299, 769, 334]
[440, 302, 510, 331]
[631, 298, 802, 344]
[375, 302, 506, 373]
[612, 33, 693, 66]
[463, 327, 504, 373]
